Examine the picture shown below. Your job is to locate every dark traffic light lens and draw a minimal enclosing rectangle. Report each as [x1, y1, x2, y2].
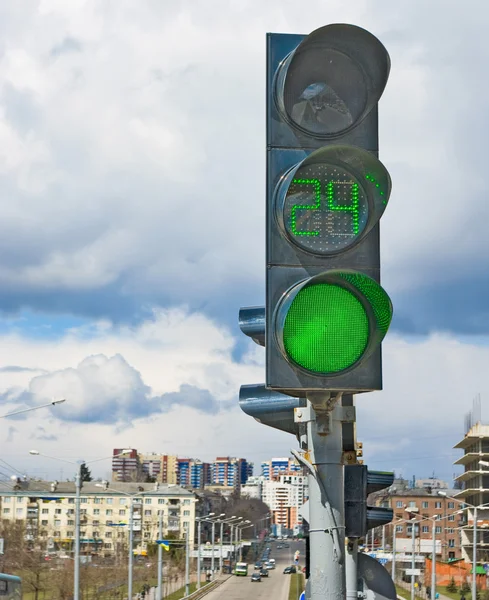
[284, 49, 367, 136]
[282, 163, 368, 254]
[282, 282, 369, 374]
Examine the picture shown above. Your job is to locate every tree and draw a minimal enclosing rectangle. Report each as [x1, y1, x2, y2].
[461, 581, 471, 594]
[447, 578, 458, 593]
[80, 463, 93, 482]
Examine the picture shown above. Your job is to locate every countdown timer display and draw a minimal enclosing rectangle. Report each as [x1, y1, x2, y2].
[282, 163, 369, 255]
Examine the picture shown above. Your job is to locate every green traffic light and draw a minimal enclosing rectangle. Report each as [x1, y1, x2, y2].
[282, 282, 369, 373]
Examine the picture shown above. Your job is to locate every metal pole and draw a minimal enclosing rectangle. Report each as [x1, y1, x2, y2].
[157, 511, 163, 600]
[411, 521, 415, 600]
[239, 528, 243, 562]
[185, 527, 190, 597]
[220, 522, 223, 573]
[345, 540, 358, 600]
[230, 525, 234, 572]
[392, 523, 396, 582]
[74, 465, 81, 600]
[306, 400, 345, 600]
[432, 521, 436, 600]
[211, 521, 215, 578]
[197, 520, 202, 590]
[128, 499, 134, 600]
[382, 525, 386, 552]
[473, 506, 478, 600]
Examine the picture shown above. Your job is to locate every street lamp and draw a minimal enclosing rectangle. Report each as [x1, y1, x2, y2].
[438, 489, 489, 600]
[196, 512, 215, 590]
[218, 516, 242, 572]
[29, 449, 131, 600]
[228, 517, 243, 570]
[236, 521, 252, 562]
[1, 398, 66, 419]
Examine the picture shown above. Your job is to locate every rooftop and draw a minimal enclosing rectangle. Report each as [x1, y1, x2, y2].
[0, 480, 195, 497]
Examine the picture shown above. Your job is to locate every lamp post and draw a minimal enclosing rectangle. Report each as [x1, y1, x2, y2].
[217, 516, 242, 573]
[203, 513, 224, 580]
[236, 522, 252, 562]
[196, 512, 215, 589]
[29, 449, 131, 600]
[94, 482, 148, 600]
[229, 518, 243, 571]
[1, 398, 66, 419]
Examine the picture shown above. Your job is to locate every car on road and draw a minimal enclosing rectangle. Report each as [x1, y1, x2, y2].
[283, 566, 297, 574]
[251, 572, 261, 582]
[265, 562, 275, 570]
[276, 544, 283, 549]
[260, 569, 269, 577]
[254, 562, 262, 570]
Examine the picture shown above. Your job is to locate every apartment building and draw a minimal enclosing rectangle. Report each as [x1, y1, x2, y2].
[210, 457, 252, 489]
[1, 480, 196, 558]
[261, 458, 303, 481]
[111, 449, 141, 482]
[140, 453, 178, 484]
[370, 480, 462, 561]
[177, 459, 211, 489]
[261, 476, 308, 533]
[453, 422, 489, 564]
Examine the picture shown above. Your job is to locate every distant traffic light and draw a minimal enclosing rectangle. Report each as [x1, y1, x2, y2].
[344, 465, 394, 538]
[266, 24, 392, 394]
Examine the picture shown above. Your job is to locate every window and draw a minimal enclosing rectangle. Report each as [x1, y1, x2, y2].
[119, 498, 126, 505]
[119, 510, 126, 516]
[93, 509, 100, 515]
[94, 498, 102, 504]
[42, 509, 48, 514]
[106, 509, 113, 516]
[448, 539, 455, 547]
[68, 498, 75, 504]
[81, 498, 88, 504]
[157, 510, 164, 516]
[408, 501, 417, 508]
[54, 531, 60, 537]
[449, 552, 455, 560]
[67, 531, 74, 537]
[145, 498, 152, 504]
[2, 498, 10, 503]
[183, 510, 190, 516]
[407, 526, 413, 534]
[158, 499, 165, 505]
[448, 502, 455, 509]
[54, 520, 61, 526]
[67, 509, 74, 515]
[435, 526, 442, 534]
[105, 531, 112, 538]
[183, 499, 190, 505]
[93, 531, 99, 537]
[104, 543, 112, 549]
[55, 509, 61, 515]
[447, 528, 454, 534]
[435, 501, 442, 509]
[448, 515, 455, 521]
[118, 531, 124, 538]
[2, 509, 9, 514]
[93, 520, 100, 526]
[80, 509, 87, 515]
[183, 521, 189, 528]
[396, 501, 403, 508]
[422, 502, 429, 509]
[144, 510, 151, 516]
[144, 532, 150, 538]
[41, 520, 48, 526]
[68, 520, 74, 526]
[106, 498, 113, 505]
[435, 515, 442, 520]
[422, 526, 429, 533]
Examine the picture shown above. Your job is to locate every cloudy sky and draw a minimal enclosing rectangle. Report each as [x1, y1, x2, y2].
[0, 0, 487, 485]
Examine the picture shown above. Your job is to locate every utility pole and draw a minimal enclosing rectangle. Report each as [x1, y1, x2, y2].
[185, 527, 190, 597]
[157, 511, 163, 600]
[128, 500, 134, 600]
[411, 520, 416, 600]
[74, 466, 81, 600]
[197, 519, 202, 590]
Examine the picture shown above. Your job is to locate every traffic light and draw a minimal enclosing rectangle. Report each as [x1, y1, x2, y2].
[266, 24, 392, 393]
[344, 465, 393, 538]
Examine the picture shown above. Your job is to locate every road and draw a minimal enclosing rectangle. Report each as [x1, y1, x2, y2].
[203, 539, 305, 600]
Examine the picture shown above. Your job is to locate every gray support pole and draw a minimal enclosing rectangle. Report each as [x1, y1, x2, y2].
[382, 525, 386, 552]
[411, 521, 415, 600]
[74, 466, 81, 600]
[306, 400, 346, 600]
[392, 523, 396, 582]
[345, 540, 358, 600]
[197, 520, 202, 590]
[473, 506, 478, 600]
[230, 526, 234, 572]
[157, 511, 163, 600]
[128, 500, 134, 600]
[220, 522, 223, 573]
[211, 521, 215, 578]
[431, 521, 436, 600]
[185, 528, 190, 597]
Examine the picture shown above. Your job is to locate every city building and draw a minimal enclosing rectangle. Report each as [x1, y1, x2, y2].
[210, 457, 252, 489]
[139, 453, 178, 484]
[261, 457, 303, 481]
[111, 449, 141, 482]
[261, 475, 308, 534]
[369, 479, 462, 562]
[241, 476, 265, 499]
[177, 459, 211, 489]
[453, 421, 489, 564]
[2, 479, 196, 558]
[415, 478, 449, 490]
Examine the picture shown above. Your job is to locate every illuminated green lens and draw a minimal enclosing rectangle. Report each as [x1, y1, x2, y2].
[283, 283, 369, 373]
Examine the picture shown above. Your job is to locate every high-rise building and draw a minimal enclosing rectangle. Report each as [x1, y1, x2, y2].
[261, 476, 308, 533]
[177, 459, 211, 489]
[112, 449, 141, 482]
[211, 457, 252, 489]
[139, 454, 177, 484]
[261, 457, 303, 481]
[454, 422, 489, 564]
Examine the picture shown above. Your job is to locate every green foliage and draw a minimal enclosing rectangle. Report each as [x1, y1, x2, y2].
[461, 582, 471, 595]
[447, 578, 458, 593]
[80, 463, 93, 482]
